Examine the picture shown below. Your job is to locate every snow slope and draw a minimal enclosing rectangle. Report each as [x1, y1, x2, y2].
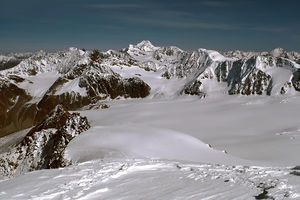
[1, 93, 300, 199]
[65, 125, 250, 166]
[72, 95, 300, 167]
[1, 42, 300, 199]
[0, 159, 299, 200]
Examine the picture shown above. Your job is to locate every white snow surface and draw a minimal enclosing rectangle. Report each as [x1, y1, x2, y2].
[0, 159, 299, 200]
[1, 42, 300, 199]
[1, 94, 300, 199]
[55, 77, 87, 96]
[18, 72, 59, 99]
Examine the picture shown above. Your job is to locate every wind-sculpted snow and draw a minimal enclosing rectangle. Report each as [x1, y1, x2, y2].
[0, 105, 90, 177]
[0, 159, 299, 200]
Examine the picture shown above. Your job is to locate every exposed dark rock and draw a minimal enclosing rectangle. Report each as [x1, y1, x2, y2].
[280, 82, 293, 94]
[123, 77, 151, 98]
[254, 183, 275, 200]
[290, 171, 300, 176]
[291, 166, 300, 170]
[0, 105, 90, 177]
[0, 60, 22, 71]
[223, 57, 273, 95]
[0, 80, 37, 137]
[181, 80, 205, 97]
[215, 61, 232, 82]
[292, 69, 300, 91]
[0, 58, 151, 137]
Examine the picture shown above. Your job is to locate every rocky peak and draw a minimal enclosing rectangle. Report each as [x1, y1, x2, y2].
[26, 105, 70, 137]
[135, 40, 156, 51]
[127, 40, 158, 55]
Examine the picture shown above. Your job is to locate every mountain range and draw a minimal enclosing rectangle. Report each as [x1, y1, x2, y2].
[0, 41, 299, 138]
[1, 41, 300, 199]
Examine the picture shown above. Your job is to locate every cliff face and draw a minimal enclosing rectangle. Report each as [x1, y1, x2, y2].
[0, 48, 150, 137]
[182, 55, 299, 97]
[1, 42, 299, 137]
[0, 105, 90, 177]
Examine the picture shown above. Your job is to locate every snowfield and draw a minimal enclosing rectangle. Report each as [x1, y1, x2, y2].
[1, 42, 300, 199]
[75, 95, 300, 167]
[1, 95, 300, 199]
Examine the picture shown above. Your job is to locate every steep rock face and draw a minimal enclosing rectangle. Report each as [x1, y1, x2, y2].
[225, 57, 273, 95]
[0, 48, 151, 137]
[162, 49, 215, 78]
[126, 41, 229, 80]
[0, 78, 37, 137]
[0, 105, 90, 177]
[1, 42, 300, 137]
[181, 80, 205, 98]
[35, 62, 150, 121]
[292, 69, 300, 91]
[126, 41, 187, 74]
[183, 54, 299, 97]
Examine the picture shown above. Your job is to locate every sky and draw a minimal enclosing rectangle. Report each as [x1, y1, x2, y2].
[0, 0, 299, 53]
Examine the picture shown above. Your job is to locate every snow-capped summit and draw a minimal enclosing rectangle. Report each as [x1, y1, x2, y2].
[133, 40, 157, 52]
[1, 41, 300, 138]
[270, 47, 285, 57]
[1, 42, 300, 199]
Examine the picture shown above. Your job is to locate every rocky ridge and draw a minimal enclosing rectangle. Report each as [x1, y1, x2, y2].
[122, 41, 300, 97]
[0, 48, 150, 137]
[0, 52, 33, 71]
[0, 41, 300, 137]
[0, 105, 90, 177]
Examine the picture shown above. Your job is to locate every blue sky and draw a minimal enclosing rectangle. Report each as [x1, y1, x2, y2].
[1, 0, 299, 53]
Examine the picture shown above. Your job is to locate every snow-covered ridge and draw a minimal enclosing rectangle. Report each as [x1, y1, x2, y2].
[1, 41, 300, 137]
[223, 48, 300, 63]
[1, 42, 300, 199]
[0, 52, 34, 71]
[0, 47, 151, 137]
[0, 48, 88, 76]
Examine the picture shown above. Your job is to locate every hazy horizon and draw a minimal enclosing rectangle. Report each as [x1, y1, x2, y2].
[1, 0, 299, 53]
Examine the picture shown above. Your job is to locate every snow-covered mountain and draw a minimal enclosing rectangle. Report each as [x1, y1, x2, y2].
[0, 41, 300, 138]
[0, 47, 150, 137]
[1, 41, 300, 199]
[0, 52, 33, 71]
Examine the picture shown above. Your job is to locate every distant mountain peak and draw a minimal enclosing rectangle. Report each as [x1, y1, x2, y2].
[130, 40, 157, 52]
[270, 47, 286, 57]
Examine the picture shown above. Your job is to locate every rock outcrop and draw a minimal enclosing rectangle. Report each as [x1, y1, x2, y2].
[0, 105, 90, 177]
[0, 47, 151, 137]
[0, 42, 299, 137]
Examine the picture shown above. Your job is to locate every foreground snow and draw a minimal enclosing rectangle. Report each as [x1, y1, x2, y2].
[0, 159, 299, 200]
[1, 94, 300, 199]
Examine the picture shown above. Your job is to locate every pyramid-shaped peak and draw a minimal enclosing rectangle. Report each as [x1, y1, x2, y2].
[134, 40, 157, 51]
[136, 40, 153, 46]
